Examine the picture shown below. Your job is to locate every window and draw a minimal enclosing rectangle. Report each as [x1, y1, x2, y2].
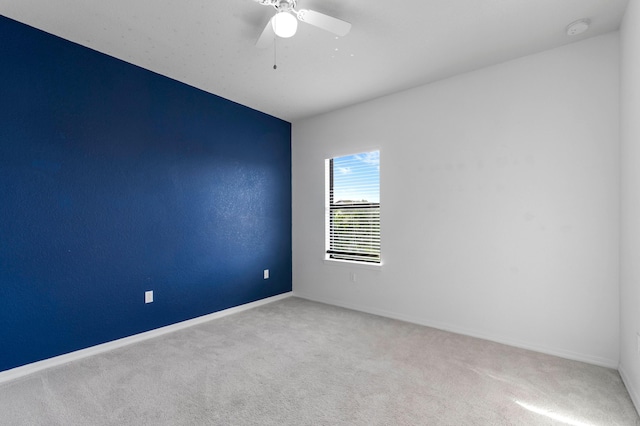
[326, 151, 380, 264]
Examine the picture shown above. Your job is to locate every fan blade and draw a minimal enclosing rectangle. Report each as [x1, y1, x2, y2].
[297, 9, 351, 36]
[256, 18, 275, 48]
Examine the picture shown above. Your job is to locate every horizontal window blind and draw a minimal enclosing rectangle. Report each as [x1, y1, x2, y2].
[327, 151, 380, 263]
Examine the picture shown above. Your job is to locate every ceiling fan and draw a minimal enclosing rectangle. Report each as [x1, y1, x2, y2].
[253, 0, 352, 48]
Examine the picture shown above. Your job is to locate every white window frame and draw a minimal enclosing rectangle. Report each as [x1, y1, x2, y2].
[324, 150, 381, 266]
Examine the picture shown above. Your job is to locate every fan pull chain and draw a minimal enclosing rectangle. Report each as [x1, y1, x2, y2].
[273, 36, 278, 70]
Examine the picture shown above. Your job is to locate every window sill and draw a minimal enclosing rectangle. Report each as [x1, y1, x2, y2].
[323, 258, 383, 271]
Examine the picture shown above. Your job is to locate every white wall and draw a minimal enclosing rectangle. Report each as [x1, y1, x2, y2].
[620, 0, 640, 409]
[292, 33, 620, 367]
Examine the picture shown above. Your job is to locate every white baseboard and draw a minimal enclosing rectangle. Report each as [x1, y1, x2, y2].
[0, 292, 293, 385]
[293, 292, 618, 369]
[619, 364, 640, 415]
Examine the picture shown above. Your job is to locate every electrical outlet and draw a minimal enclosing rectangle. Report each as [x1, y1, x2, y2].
[264, 269, 269, 279]
[350, 272, 357, 283]
[145, 290, 153, 304]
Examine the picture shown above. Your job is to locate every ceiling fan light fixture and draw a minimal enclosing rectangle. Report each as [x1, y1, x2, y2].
[272, 11, 298, 38]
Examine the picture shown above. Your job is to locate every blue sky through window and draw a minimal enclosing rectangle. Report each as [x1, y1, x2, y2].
[333, 151, 380, 203]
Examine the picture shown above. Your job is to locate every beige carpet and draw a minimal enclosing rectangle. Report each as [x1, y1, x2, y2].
[0, 297, 637, 425]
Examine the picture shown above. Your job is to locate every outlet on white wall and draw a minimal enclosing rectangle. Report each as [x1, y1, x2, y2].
[145, 290, 153, 304]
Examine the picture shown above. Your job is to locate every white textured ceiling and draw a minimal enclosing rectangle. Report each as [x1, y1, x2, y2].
[0, 0, 629, 122]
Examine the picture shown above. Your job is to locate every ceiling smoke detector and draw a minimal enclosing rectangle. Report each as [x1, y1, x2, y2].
[566, 19, 590, 36]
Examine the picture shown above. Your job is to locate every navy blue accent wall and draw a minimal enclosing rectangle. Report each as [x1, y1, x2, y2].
[0, 16, 292, 372]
